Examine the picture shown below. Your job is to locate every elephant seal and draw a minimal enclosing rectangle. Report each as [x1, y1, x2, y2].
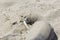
[25, 21, 58, 40]
[19, 13, 58, 40]
[20, 14, 58, 40]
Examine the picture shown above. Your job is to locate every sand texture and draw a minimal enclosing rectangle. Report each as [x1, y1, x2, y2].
[0, 0, 60, 40]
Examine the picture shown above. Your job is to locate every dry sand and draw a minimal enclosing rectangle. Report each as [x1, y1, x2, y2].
[0, 0, 60, 40]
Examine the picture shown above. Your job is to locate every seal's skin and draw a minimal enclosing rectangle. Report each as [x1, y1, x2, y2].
[25, 21, 57, 40]
[47, 29, 58, 40]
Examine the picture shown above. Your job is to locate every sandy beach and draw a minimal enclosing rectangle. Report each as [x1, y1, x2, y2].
[0, 0, 60, 40]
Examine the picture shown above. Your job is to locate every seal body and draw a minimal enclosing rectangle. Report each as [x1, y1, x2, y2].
[25, 21, 52, 40]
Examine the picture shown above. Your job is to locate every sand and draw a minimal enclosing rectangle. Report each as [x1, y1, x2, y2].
[0, 0, 60, 40]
